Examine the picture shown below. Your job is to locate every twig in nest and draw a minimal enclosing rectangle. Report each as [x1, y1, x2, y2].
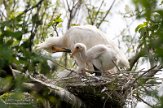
[112, 60, 122, 73]
[122, 65, 157, 92]
[133, 95, 154, 108]
[43, 54, 80, 76]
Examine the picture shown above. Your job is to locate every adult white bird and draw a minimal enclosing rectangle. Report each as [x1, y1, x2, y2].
[36, 25, 110, 52]
[36, 25, 129, 73]
[71, 43, 129, 75]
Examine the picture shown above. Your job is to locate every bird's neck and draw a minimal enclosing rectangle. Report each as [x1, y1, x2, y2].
[77, 51, 87, 68]
[81, 52, 86, 59]
[55, 36, 67, 47]
[80, 49, 87, 61]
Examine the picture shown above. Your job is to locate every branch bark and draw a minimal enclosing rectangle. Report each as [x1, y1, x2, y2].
[23, 76, 84, 108]
[10, 69, 84, 108]
[128, 48, 145, 71]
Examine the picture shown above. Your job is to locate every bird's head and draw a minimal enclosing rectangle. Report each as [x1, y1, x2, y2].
[71, 43, 86, 57]
[36, 44, 71, 53]
[36, 37, 71, 53]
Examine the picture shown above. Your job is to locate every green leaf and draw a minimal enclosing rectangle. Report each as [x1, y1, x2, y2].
[0, 45, 13, 67]
[13, 31, 22, 40]
[3, 30, 22, 40]
[135, 22, 148, 32]
[47, 15, 63, 27]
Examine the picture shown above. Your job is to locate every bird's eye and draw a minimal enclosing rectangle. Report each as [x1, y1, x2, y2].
[76, 46, 79, 49]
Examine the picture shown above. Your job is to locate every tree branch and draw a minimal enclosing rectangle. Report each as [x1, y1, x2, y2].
[17, 0, 44, 18]
[123, 65, 161, 93]
[23, 75, 85, 108]
[96, 0, 116, 28]
[85, 4, 94, 25]
[133, 95, 154, 108]
[128, 48, 145, 71]
[93, 0, 104, 25]
[9, 67, 84, 108]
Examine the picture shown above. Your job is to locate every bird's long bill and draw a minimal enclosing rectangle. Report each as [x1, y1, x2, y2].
[71, 48, 78, 57]
[52, 47, 71, 53]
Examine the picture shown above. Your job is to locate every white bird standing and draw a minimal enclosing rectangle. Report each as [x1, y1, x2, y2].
[36, 25, 130, 73]
[71, 43, 129, 75]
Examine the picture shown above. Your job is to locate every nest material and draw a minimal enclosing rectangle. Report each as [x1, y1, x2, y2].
[36, 70, 131, 108]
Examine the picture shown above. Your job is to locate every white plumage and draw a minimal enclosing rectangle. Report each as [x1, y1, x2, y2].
[36, 25, 130, 73]
[36, 25, 110, 52]
[71, 43, 129, 75]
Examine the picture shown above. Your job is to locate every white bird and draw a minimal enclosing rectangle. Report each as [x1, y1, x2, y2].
[36, 25, 129, 73]
[36, 25, 110, 52]
[71, 43, 129, 75]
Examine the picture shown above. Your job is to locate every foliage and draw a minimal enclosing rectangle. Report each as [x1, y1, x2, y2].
[133, 0, 163, 107]
[0, 0, 163, 108]
[0, 0, 58, 107]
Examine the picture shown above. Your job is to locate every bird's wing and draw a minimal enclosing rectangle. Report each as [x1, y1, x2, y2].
[92, 59, 102, 71]
[86, 45, 107, 60]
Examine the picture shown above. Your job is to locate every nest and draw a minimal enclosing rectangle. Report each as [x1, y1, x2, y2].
[21, 65, 160, 108]
[29, 70, 133, 108]
[61, 77, 126, 108]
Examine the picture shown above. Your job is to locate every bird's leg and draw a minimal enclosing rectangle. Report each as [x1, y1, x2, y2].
[100, 63, 104, 77]
[81, 69, 86, 76]
[77, 68, 87, 77]
[92, 64, 101, 76]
